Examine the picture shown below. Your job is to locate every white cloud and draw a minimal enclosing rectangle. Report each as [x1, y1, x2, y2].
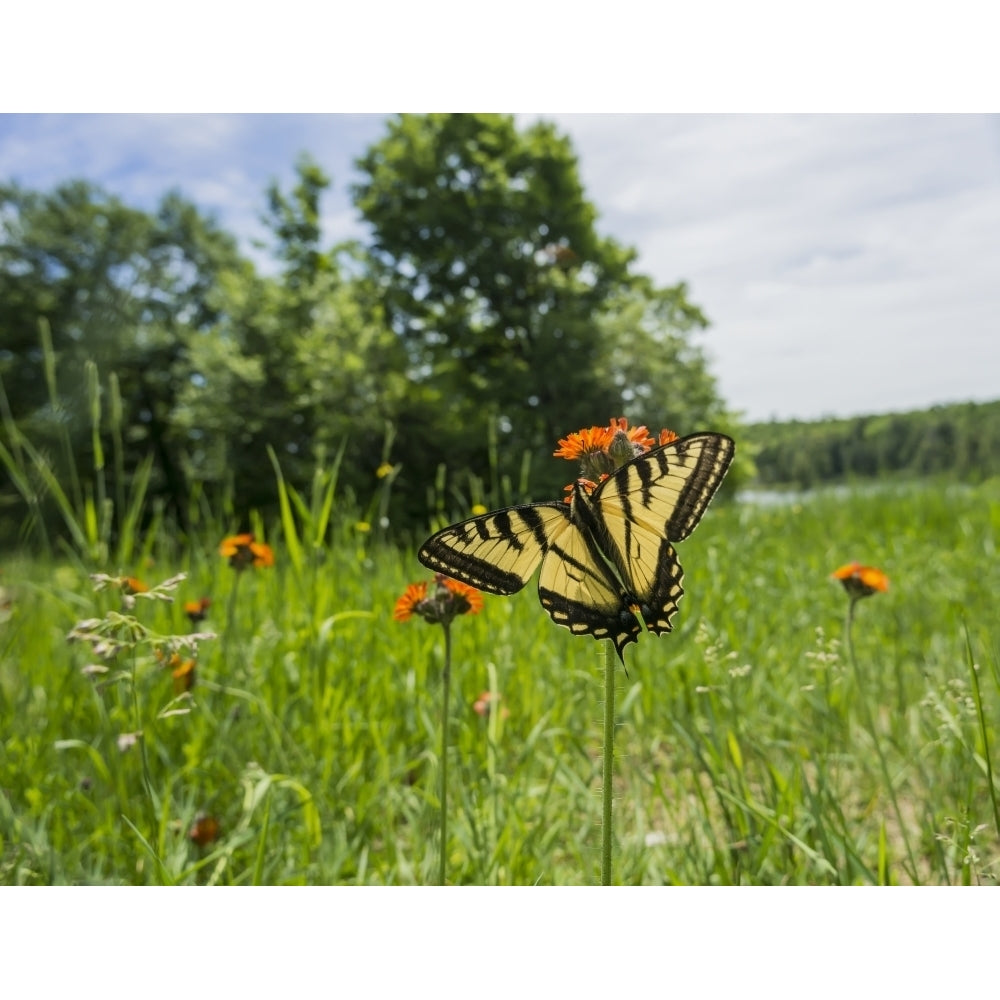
[536, 114, 1000, 420]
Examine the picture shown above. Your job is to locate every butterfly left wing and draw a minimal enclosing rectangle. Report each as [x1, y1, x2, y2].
[419, 499, 642, 656]
[417, 502, 573, 595]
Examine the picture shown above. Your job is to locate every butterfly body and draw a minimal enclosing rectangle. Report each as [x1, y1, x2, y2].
[418, 432, 734, 660]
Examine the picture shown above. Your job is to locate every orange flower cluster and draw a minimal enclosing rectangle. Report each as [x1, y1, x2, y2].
[555, 416, 679, 495]
[554, 416, 659, 460]
[832, 562, 890, 600]
[219, 533, 275, 571]
[394, 574, 483, 626]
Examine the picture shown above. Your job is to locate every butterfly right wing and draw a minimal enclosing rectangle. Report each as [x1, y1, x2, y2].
[417, 502, 573, 595]
[587, 432, 734, 638]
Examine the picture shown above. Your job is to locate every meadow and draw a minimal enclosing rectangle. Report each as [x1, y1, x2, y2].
[1, 470, 998, 885]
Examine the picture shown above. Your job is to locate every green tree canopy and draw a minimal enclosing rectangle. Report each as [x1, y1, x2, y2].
[170, 157, 410, 519]
[0, 179, 249, 531]
[353, 114, 736, 508]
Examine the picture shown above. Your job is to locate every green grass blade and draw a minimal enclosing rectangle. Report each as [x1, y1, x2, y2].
[267, 444, 304, 576]
[964, 626, 1000, 840]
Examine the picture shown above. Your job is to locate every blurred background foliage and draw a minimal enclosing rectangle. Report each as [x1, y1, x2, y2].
[7, 112, 996, 553]
[0, 113, 739, 548]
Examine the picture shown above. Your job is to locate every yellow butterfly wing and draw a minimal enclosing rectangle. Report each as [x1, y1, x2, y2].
[586, 432, 735, 639]
[418, 503, 573, 595]
[417, 431, 734, 662]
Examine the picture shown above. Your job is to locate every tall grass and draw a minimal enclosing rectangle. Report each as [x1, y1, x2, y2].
[1, 361, 998, 882]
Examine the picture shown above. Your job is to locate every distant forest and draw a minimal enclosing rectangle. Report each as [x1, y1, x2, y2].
[747, 399, 1000, 487]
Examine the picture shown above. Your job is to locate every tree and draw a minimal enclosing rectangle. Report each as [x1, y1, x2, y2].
[0, 180, 248, 535]
[172, 158, 411, 522]
[353, 114, 739, 509]
[354, 116, 629, 481]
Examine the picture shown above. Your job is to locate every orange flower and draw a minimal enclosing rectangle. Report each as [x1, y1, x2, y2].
[607, 415, 656, 452]
[394, 575, 483, 627]
[554, 424, 613, 461]
[556, 417, 677, 490]
[439, 576, 484, 615]
[172, 657, 196, 694]
[832, 562, 890, 600]
[184, 597, 212, 622]
[473, 690, 510, 720]
[393, 581, 428, 622]
[189, 813, 220, 847]
[219, 533, 274, 570]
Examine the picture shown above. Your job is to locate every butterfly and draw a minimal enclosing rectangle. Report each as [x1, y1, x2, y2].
[417, 431, 735, 660]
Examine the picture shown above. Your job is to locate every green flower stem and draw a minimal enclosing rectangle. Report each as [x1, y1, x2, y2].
[601, 641, 616, 885]
[844, 596, 918, 882]
[129, 648, 157, 828]
[224, 569, 242, 668]
[485, 659, 500, 881]
[439, 621, 452, 885]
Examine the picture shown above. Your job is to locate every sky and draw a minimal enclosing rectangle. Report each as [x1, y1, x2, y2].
[1, 112, 998, 424]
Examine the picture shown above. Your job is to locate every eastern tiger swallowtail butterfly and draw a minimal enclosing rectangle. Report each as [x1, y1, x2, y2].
[417, 431, 734, 660]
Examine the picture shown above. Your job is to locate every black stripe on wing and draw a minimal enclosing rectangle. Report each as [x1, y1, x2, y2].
[661, 433, 735, 541]
[539, 584, 643, 659]
[417, 502, 569, 596]
[633, 540, 685, 637]
[597, 432, 735, 544]
[537, 524, 644, 660]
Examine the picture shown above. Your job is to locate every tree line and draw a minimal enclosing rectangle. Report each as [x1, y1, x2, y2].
[0, 114, 741, 552]
[748, 399, 1000, 488]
